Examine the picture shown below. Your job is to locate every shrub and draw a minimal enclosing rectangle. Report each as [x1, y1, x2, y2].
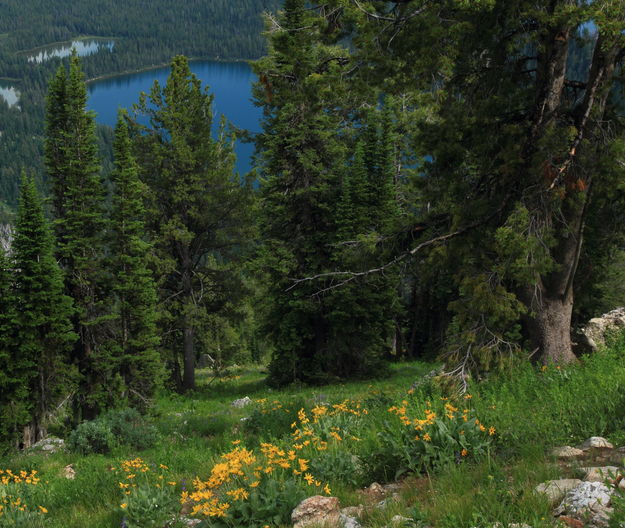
[107, 408, 159, 451]
[67, 419, 115, 455]
[67, 408, 159, 454]
[115, 458, 183, 528]
[365, 396, 495, 479]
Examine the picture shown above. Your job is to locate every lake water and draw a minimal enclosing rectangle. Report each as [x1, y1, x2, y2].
[87, 61, 260, 175]
[27, 39, 115, 63]
[0, 85, 19, 107]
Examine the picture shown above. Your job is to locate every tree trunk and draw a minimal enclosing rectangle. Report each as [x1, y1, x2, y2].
[182, 318, 195, 391]
[524, 289, 576, 363]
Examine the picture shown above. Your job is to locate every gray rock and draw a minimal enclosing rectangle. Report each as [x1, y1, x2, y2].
[292, 496, 341, 528]
[231, 396, 252, 408]
[377, 494, 400, 509]
[554, 481, 613, 517]
[535, 479, 583, 503]
[179, 517, 202, 527]
[581, 466, 619, 482]
[340, 513, 363, 528]
[551, 446, 584, 459]
[579, 308, 625, 352]
[581, 437, 614, 451]
[31, 437, 65, 453]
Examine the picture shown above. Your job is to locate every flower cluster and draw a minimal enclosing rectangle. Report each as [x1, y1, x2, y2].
[114, 458, 176, 509]
[384, 394, 495, 469]
[184, 441, 332, 520]
[0, 469, 47, 517]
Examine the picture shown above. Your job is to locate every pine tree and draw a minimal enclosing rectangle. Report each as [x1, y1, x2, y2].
[43, 51, 109, 418]
[12, 176, 76, 445]
[131, 55, 254, 392]
[110, 111, 163, 408]
[0, 247, 22, 449]
[253, 0, 355, 385]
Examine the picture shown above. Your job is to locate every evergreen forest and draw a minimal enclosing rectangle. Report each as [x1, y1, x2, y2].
[1, 1, 625, 527]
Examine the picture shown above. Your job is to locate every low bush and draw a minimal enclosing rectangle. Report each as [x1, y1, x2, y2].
[67, 419, 115, 455]
[67, 408, 158, 454]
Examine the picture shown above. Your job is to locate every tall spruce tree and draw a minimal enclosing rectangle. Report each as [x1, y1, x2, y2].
[12, 176, 76, 445]
[110, 112, 163, 408]
[254, 0, 379, 384]
[43, 51, 109, 418]
[131, 55, 254, 391]
[0, 247, 22, 449]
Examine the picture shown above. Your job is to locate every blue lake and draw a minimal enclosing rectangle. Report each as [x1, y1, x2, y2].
[87, 61, 260, 175]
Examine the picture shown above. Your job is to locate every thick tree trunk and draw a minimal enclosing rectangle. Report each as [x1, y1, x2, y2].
[524, 290, 576, 363]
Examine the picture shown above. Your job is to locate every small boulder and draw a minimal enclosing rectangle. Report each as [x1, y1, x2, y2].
[580, 466, 619, 482]
[580, 437, 614, 451]
[31, 437, 65, 454]
[558, 517, 584, 528]
[231, 396, 252, 409]
[292, 496, 341, 528]
[62, 464, 75, 480]
[554, 481, 612, 517]
[340, 513, 363, 528]
[551, 446, 584, 459]
[579, 308, 625, 352]
[535, 479, 583, 504]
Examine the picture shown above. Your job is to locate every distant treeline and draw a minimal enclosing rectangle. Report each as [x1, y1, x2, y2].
[0, 0, 279, 213]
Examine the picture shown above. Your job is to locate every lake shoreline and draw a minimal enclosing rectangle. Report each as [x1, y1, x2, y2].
[85, 57, 255, 84]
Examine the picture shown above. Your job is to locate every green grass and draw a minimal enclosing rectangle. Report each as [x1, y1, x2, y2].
[3, 342, 625, 527]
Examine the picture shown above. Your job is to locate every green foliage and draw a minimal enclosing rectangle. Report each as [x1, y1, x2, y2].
[210, 478, 306, 528]
[106, 408, 159, 452]
[121, 484, 182, 528]
[366, 397, 495, 480]
[255, 0, 397, 386]
[67, 420, 116, 455]
[109, 112, 163, 409]
[12, 175, 76, 440]
[68, 408, 158, 454]
[44, 52, 111, 418]
[472, 337, 625, 448]
[131, 55, 254, 392]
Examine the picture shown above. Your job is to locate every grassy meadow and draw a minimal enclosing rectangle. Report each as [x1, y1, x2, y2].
[4, 339, 625, 528]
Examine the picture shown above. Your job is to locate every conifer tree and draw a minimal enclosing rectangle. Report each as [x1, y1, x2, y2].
[131, 55, 254, 391]
[0, 247, 21, 448]
[12, 176, 76, 445]
[109, 111, 163, 408]
[253, 0, 355, 384]
[43, 51, 109, 418]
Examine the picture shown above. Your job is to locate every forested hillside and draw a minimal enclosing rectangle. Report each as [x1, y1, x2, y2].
[0, 0, 278, 214]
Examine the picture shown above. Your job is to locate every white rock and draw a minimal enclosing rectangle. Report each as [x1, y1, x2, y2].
[534, 479, 582, 503]
[340, 513, 363, 528]
[231, 396, 252, 408]
[551, 446, 584, 459]
[554, 481, 613, 516]
[581, 437, 614, 450]
[391, 515, 414, 525]
[62, 464, 75, 480]
[31, 437, 65, 453]
[581, 466, 619, 482]
[292, 496, 340, 528]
